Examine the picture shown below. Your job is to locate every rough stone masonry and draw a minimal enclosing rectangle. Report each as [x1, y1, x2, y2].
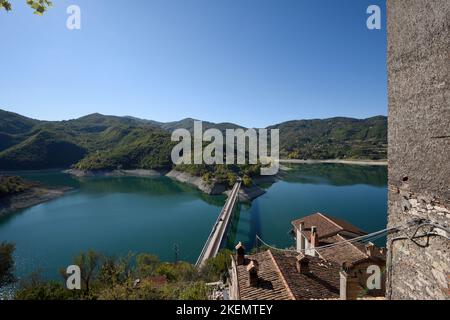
[387, 0, 450, 299]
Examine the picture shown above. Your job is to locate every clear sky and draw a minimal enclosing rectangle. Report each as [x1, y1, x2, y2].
[0, 0, 386, 128]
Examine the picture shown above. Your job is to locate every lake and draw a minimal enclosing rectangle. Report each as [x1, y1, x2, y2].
[0, 164, 387, 280]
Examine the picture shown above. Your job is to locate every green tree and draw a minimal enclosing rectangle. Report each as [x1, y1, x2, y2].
[179, 282, 209, 300]
[0, 0, 52, 15]
[73, 250, 101, 293]
[200, 249, 232, 282]
[97, 254, 133, 288]
[227, 172, 237, 187]
[242, 175, 252, 188]
[0, 242, 15, 288]
[136, 253, 160, 278]
[15, 272, 74, 300]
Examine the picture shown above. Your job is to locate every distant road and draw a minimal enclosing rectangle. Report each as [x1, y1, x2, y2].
[279, 159, 387, 166]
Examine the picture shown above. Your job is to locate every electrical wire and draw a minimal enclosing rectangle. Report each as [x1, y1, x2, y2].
[386, 220, 449, 299]
[255, 218, 449, 255]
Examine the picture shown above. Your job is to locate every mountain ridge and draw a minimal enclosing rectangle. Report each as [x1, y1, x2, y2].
[0, 108, 387, 170]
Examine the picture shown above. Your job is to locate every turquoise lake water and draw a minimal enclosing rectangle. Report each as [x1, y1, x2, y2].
[0, 164, 387, 280]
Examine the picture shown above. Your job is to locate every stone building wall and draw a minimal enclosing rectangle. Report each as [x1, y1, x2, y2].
[386, 0, 450, 299]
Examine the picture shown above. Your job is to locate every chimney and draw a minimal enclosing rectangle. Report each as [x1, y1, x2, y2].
[235, 242, 245, 266]
[365, 242, 376, 257]
[247, 260, 259, 287]
[340, 262, 363, 300]
[296, 254, 309, 274]
[297, 221, 306, 252]
[310, 226, 319, 256]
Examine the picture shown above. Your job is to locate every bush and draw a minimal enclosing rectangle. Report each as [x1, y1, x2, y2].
[242, 175, 252, 188]
[0, 242, 16, 288]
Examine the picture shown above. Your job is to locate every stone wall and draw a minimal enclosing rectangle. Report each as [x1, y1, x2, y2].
[387, 0, 450, 300]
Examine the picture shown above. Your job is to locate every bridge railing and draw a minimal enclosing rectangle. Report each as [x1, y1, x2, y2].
[195, 181, 241, 267]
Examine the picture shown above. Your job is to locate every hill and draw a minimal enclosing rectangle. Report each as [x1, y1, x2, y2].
[0, 109, 387, 171]
[269, 116, 387, 160]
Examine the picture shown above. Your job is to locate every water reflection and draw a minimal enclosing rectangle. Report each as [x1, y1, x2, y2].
[280, 163, 387, 187]
[229, 164, 388, 251]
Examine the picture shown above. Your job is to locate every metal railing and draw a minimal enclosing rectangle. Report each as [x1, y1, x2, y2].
[195, 181, 241, 267]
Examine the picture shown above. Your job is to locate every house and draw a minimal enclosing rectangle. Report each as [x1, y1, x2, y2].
[291, 213, 386, 297]
[229, 243, 341, 300]
[291, 213, 386, 262]
[228, 213, 387, 300]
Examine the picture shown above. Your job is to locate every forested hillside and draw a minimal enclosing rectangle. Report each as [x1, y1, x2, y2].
[0, 109, 387, 171]
[269, 116, 387, 160]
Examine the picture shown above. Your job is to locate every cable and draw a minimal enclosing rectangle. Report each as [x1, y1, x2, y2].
[384, 220, 449, 300]
[254, 218, 437, 255]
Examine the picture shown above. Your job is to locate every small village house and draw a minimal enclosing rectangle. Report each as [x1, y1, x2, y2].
[228, 213, 386, 300]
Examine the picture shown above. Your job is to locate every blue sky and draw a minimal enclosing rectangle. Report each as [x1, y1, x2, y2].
[0, 0, 386, 128]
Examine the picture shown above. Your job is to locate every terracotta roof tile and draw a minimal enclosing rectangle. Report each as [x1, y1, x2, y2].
[317, 234, 369, 265]
[235, 250, 341, 300]
[235, 251, 294, 300]
[292, 213, 366, 239]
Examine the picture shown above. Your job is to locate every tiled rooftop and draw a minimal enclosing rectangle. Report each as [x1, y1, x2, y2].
[234, 249, 341, 300]
[292, 212, 366, 239]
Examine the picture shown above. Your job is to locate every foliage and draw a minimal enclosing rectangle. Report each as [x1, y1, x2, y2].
[0, 0, 52, 15]
[0, 176, 35, 198]
[13, 248, 229, 300]
[0, 109, 387, 171]
[176, 163, 260, 187]
[199, 249, 232, 283]
[178, 282, 209, 300]
[0, 110, 173, 171]
[15, 272, 76, 300]
[242, 175, 252, 188]
[72, 250, 102, 294]
[74, 128, 174, 171]
[135, 253, 160, 278]
[269, 116, 387, 160]
[0, 130, 87, 170]
[0, 242, 16, 288]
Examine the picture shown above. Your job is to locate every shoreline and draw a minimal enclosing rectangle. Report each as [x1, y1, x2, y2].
[65, 168, 268, 201]
[64, 168, 167, 178]
[279, 159, 387, 166]
[0, 186, 69, 217]
[166, 169, 266, 202]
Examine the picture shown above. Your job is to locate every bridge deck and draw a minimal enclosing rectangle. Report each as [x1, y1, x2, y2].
[195, 181, 241, 267]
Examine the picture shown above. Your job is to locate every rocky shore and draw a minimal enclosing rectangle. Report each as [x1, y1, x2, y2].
[65, 168, 270, 201]
[165, 170, 227, 195]
[0, 187, 69, 217]
[166, 169, 267, 201]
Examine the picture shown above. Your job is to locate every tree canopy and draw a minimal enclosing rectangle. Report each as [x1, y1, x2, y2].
[0, 0, 52, 15]
[0, 242, 16, 288]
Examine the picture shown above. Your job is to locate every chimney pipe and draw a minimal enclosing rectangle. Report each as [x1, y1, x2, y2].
[247, 260, 259, 287]
[235, 242, 245, 266]
[298, 221, 306, 252]
[296, 254, 309, 274]
[365, 242, 376, 257]
[310, 226, 319, 256]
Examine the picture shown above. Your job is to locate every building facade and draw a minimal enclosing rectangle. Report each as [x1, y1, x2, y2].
[386, 0, 450, 299]
[292, 213, 386, 297]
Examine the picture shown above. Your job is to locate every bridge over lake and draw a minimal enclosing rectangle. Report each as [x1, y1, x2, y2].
[195, 180, 241, 267]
